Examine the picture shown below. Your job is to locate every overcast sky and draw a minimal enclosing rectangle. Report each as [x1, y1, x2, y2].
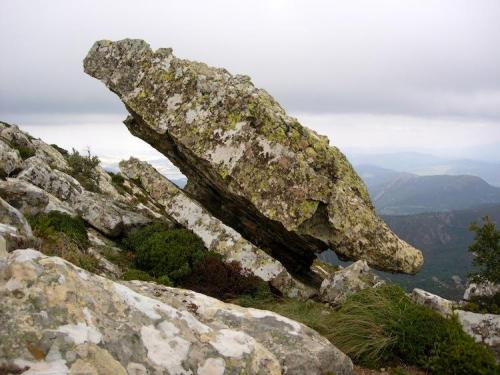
[1, 0, 500, 165]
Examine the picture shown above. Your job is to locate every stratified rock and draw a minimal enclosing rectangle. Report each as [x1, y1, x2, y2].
[120, 157, 316, 299]
[456, 310, 500, 355]
[319, 260, 383, 305]
[0, 250, 353, 375]
[0, 197, 36, 251]
[411, 288, 455, 317]
[84, 39, 423, 276]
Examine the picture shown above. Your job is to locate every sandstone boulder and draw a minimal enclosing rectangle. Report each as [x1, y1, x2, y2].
[84, 39, 423, 276]
[0, 250, 353, 374]
[120, 157, 316, 299]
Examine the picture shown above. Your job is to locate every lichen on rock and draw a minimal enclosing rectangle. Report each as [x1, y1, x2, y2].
[84, 38, 423, 275]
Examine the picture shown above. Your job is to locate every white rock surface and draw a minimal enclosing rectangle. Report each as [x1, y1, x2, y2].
[0, 250, 353, 375]
[411, 288, 455, 317]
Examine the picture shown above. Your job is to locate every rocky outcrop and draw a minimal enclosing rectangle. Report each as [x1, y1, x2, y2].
[0, 250, 353, 374]
[120, 157, 316, 299]
[319, 260, 383, 305]
[84, 39, 423, 276]
[411, 288, 455, 317]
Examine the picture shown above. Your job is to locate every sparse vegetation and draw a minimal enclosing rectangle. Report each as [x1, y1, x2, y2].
[30, 211, 89, 249]
[50, 143, 69, 156]
[468, 216, 500, 284]
[66, 148, 101, 192]
[29, 211, 99, 272]
[463, 292, 500, 314]
[235, 284, 498, 374]
[13, 144, 35, 160]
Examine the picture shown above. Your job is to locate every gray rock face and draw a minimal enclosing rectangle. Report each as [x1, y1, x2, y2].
[84, 39, 423, 276]
[120, 157, 316, 299]
[0, 139, 23, 177]
[411, 288, 455, 317]
[319, 260, 383, 305]
[128, 281, 354, 375]
[0, 178, 75, 217]
[15, 155, 153, 237]
[456, 310, 500, 355]
[0, 250, 353, 375]
[0, 197, 36, 251]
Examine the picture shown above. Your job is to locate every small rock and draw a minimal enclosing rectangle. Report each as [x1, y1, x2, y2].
[411, 288, 455, 317]
[319, 260, 384, 305]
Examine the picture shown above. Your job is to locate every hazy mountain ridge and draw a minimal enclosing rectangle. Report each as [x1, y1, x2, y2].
[351, 151, 500, 186]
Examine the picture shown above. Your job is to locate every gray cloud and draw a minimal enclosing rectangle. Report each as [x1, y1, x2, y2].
[1, 0, 500, 120]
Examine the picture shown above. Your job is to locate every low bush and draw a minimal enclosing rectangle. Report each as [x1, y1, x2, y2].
[13, 144, 35, 160]
[30, 212, 98, 272]
[180, 256, 270, 300]
[66, 148, 101, 192]
[125, 225, 207, 281]
[122, 269, 172, 286]
[123, 223, 269, 300]
[30, 211, 89, 250]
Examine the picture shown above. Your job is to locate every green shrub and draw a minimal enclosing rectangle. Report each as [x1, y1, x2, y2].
[14, 144, 35, 160]
[122, 269, 156, 282]
[29, 211, 98, 272]
[66, 148, 101, 192]
[124, 224, 207, 281]
[30, 211, 89, 250]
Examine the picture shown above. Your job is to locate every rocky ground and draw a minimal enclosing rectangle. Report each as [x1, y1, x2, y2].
[0, 38, 499, 374]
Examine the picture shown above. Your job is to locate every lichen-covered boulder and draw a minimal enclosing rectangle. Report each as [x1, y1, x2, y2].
[127, 280, 354, 375]
[0, 250, 353, 375]
[84, 39, 423, 275]
[120, 157, 316, 299]
[319, 260, 383, 305]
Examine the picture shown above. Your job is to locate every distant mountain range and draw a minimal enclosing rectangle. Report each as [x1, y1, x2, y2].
[356, 165, 500, 215]
[349, 151, 500, 186]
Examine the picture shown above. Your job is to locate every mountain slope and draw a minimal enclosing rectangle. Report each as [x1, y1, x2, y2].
[370, 174, 500, 215]
[381, 204, 500, 299]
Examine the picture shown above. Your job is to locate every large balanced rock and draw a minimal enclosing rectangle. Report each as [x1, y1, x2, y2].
[84, 39, 423, 275]
[120, 157, 315, 299]
[0, 250, 353, 374]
